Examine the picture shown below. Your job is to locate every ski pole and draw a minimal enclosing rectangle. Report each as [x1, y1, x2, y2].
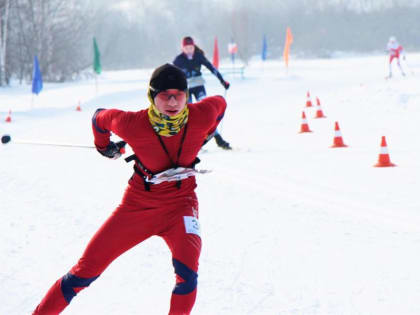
[219, 89, 228, 132]
[1, 134, 95, 149]
[403, 57, 415, 75]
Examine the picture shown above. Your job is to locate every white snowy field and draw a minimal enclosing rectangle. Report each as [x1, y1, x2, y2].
[1, 53, 420, 315]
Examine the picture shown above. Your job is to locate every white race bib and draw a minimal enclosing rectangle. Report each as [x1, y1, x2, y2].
[187, 75, 206, 88]
[183, 216, 201, 237]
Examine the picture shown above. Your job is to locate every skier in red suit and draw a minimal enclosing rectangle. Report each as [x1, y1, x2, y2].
[386, 36, 406, 78]
[33, 63, 227, 315]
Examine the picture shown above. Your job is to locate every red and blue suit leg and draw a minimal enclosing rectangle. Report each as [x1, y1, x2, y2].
[33, 193, 202, 315]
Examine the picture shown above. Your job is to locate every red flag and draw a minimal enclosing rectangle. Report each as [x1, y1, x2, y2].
[283, 27, 294, 67]
[212, 37, 219, 69]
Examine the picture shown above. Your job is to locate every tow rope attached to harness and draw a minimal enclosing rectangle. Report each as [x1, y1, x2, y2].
[125, 123, 210, 191]
[125, 154, 210, 191]
[146, 167, 211, 185]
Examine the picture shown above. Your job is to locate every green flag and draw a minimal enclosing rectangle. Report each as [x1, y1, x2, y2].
[93, 37, 101, 74]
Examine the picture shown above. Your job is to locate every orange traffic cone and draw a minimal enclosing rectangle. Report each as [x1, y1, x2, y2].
[5, 110, 11, 123]
[299, 111, 312, 133]
[374, 136, 396, 167]
[314, 97, 326, 118]
[76, 101, 82, 111]
[331, 121, 347, 147]
[305, 91, 313, 107]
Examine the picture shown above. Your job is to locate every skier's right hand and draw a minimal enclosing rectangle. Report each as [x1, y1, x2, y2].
[97, 141, 126, 159]
[221, 80, 230, 90]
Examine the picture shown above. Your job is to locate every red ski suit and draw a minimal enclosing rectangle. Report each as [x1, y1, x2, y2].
[388, 44, 403, 63]
[33, 95, 226, 315]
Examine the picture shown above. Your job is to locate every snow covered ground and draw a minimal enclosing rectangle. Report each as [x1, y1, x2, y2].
[1, 53, 420, 315]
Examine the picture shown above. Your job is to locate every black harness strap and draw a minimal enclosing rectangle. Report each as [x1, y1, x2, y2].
[124, 154, 153, 191]
[154, 124, 189, 189]
[125, 124, 200, 191]
[155, 124, 188, 168]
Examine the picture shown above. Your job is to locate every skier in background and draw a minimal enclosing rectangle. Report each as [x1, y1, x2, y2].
[173, 36, 232, 150]
[386, 36, 406, 78]
[32, 64, 227, 315]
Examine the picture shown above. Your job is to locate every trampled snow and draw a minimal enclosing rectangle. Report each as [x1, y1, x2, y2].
[1, 54, 420, 314]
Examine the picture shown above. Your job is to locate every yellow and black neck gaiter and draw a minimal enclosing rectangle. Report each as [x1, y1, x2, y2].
[148, 102, 189, 137]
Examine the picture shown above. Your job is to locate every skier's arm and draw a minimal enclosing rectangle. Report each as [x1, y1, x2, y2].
[92, 108, 129, 151]
[400, 46, 406, 59]
[202, 95, 227, 142]
[173, 56, 191, 80]
[173, 56, 181, 68]
[200, 54, 230, 89]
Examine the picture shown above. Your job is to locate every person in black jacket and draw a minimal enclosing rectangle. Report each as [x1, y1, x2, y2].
[173, 36, 232, 150]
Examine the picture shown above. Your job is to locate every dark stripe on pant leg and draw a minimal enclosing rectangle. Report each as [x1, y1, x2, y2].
[61, 272, 100, 303]
[172, 258, 198, 295]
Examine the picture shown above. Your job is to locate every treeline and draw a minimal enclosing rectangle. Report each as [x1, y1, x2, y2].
[1, 0, 420, 85]
[1, 0, 95, 84]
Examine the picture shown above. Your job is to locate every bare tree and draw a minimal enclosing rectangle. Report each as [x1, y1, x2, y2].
[0, 0, 9, 85]
[7, 0, 95, 83]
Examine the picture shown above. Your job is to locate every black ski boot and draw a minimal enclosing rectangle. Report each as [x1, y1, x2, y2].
[214, 134, 232, 150]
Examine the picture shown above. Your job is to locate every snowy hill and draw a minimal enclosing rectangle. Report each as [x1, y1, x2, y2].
[1, 54, 420, 314]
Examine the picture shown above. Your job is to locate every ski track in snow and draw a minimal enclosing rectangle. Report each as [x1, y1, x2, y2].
[1, 54, 420, 314]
